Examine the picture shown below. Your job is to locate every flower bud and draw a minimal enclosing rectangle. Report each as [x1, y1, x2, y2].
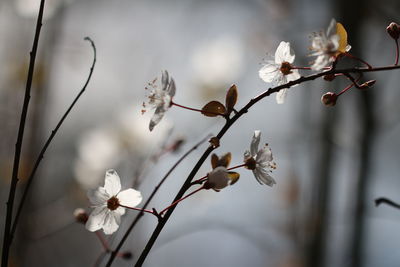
[73, 208, 88, 224]
[321, 92, 337, 106]
[359, 80, 376, 89]
[323, 74, 336, 82]
[121, 251, 133, 260]
[387, 22, 400, 40]
[170, 137, 185, 153]
[209, 137, 220, 148]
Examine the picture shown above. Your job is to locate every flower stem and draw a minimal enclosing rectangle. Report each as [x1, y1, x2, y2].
[291, 66, 330, 70]
[171, 101, 223, 116]
[159, 186, 205, 215]
[227, 163, 247, 170]
[344, 52, 372, 69]
[118, 204, 155, 215]
[95, 231, 110, 251]
[192, 163, 247, 185]
[337, 83, 355, 97]
[395, 39, 399, 66]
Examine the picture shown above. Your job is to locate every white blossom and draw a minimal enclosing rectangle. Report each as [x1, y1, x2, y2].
[244, 130, 277, 186]
[86, 170, 142, 235]
[310, 19, 351, 70]
[145, 70, 176, 131]
[206, 166, 232, 191]
[259, 41, 300, 104]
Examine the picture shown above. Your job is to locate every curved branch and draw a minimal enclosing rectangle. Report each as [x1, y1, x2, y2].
[10, 37, 97, 242]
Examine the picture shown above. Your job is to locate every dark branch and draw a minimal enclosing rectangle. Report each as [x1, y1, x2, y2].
[2, 1, 46, 265]
[9, 37, 97, 242]
[375, 197, 400, 209]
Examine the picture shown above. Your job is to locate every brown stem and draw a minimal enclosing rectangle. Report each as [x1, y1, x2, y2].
[395, 39, 399, 66]
[2, 1, 46, 266]
[159, 186, 205, 215]
[118, 205, 155, 215]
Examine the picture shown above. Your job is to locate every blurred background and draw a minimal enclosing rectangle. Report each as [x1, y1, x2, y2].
[1, 0, 400, 266]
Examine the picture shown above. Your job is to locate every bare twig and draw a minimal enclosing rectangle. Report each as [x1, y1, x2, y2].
[10, 37, 97, 242]
[375, 197, 400, 209]
[2, 1, 46, 265]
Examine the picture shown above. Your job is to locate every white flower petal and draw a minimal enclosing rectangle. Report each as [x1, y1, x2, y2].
[161, 70, 169, 91]
[104, 169, 121, 196]
[87, 187, 109, 206]
[327, 18, 337, 37]
[85, 206, 108, 232]
[102, 212, 121, 235]
[207, 166, 230, 190]
[253, 168, 276, 186]
[311, 55, 330, 71]
[287, 69, 300, 81]
[149, 106, 166, 131]
[250, 130, 261, 156]
[275, 41, 295, 64]
[117, 188, 143, 208]
[259, 64, 279, 83]
[114, 206, 126, 216]
[256, 145, 273, 163]
[276, 89, 288, 104]
[243, 150, 251, 161]
[167, 78, 176, 97]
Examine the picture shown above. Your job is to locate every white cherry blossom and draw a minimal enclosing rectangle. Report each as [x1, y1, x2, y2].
[259, 41, 300, 104]
[310, 19, 351, 70]
[145, 70, 176, 131]
[206, 166, 232, 191]
[244, 130, 277, 186]
[86, 170, 142, 235]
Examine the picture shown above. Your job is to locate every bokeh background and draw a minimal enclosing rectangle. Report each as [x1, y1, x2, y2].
[1, 0, 400, 266]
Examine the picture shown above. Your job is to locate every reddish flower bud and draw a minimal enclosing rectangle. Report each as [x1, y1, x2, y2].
[73, 208, 88, 224]
[321, 92, 337, 106]
[121, 251, 133, 260]
[323, 74, 336, 81]
[387, 22, 400, 40]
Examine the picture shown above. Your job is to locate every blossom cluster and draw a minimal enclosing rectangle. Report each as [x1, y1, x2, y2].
[81, 18, 390, 240]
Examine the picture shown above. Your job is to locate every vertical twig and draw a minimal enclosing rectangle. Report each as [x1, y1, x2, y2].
[10, 37, 97, 241]
[1, 1, 46, 266]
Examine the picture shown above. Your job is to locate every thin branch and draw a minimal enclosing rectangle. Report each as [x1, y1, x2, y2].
[133, 64, 400, 267]
[105, 134, 211, 266]
[9, 37, 97, 243]
[2, 1, 46, 265]
[375, 197, 400, 209]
